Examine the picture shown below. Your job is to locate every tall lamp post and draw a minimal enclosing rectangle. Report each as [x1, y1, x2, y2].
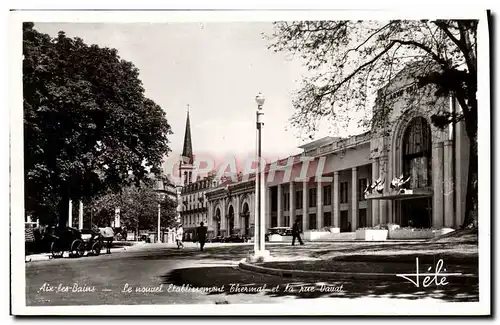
[252, 92, 270, 261]
[154, 177, 168, 243]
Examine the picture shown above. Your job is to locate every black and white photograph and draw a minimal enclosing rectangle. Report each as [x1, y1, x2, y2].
[9, 7, 491, 316]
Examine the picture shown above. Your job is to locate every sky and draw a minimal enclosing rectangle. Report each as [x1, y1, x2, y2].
[34, 22, 364, 176]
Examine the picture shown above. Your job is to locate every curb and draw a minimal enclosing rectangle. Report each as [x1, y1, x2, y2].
[238, 261, 479, 281]
[25, 245, 136, 263]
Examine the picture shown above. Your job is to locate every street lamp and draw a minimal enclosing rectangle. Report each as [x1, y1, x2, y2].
[154, 177, 168, 243]
[252, 92, 270, 261]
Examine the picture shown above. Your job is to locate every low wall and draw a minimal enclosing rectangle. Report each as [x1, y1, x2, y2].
[388, 229, 434, 240]
[355, 229, 388, 241]
[303, 229, 340, 241]
[387, 227, 455, 240]
[268, 234, 294, 242]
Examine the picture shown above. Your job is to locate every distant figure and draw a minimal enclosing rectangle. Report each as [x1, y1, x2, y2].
[197, 222, 208, 251]
[292, 219, 304, 246]
[347, 222, 352, 232]
[96, 225, 114, 254]
[176, 225, 184, 249]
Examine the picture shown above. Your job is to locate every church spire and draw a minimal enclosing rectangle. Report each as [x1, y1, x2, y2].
[181, 105, 193, 164]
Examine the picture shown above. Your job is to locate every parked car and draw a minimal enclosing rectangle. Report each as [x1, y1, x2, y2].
[224, 234, 245, 243]
[140, 235, 151, 243]
[267, 227, 293, 237]
[209, 236, 225, 243]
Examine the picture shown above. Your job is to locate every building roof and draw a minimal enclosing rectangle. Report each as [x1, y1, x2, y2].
[181, 108, 193, 164]
[298, 136, 341, 151]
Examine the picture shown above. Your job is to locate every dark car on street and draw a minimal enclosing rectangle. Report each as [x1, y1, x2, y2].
[209, 236, 225, 243]
[224, 234, 246, 243]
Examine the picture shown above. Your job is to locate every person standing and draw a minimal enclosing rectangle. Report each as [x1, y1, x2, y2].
[176, 225, 184, 249]
[292, 218, 304, 246]
[197, 222, 208, 251]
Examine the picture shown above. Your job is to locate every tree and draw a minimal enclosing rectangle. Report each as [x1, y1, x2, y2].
[267, 20, 478, 228]
[90, 178, 178, 237]
[23, 22, 172, 226]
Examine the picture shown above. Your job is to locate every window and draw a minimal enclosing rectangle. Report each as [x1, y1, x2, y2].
[323, 185, 332, 205]
[324, 212, 332, 227]
[309, 213, 317, 230]
[340, 182, 349, 204]
[284, 215, 290, 227]
[296, 191, 303, 209]
[359, 209, 367, 229]
[359, 178, 368, 201]
[309, 188, 317, 208]
[296, 215, 303, 228]
[283, 192, 290, 211]
[271, 212, 277, 228]
[403, 117, 432, 188]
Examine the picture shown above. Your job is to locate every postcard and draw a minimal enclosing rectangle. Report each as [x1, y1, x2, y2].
[9, 8, 491, 316]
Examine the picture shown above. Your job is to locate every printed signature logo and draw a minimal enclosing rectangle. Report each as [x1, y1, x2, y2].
[396, 257, 462, 288]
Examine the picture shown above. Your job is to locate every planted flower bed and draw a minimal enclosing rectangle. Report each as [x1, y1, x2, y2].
[388, 227, 434, 240]
[303, 227, 340, 241]
[355, 226, 388, 241]
[268, 234, 293, 242]
[386, 225, 455, 240]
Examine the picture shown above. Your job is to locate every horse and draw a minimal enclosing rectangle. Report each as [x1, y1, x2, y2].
[93, 225, 115, 254]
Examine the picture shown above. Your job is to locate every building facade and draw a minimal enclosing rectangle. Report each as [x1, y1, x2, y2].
[203, 68, 470, 237]
[178, 109, 220, 240]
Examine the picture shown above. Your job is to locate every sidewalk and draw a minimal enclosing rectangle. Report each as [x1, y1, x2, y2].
[25, 241, 148, 262]
[239, 229, 478, 280]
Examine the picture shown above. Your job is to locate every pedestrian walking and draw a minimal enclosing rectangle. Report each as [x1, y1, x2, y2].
[176, 225, 184, 249]
[197, 222, 208, 251]
[292, 218, 304, 246]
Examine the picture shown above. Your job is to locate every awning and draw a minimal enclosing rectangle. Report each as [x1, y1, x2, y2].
[364, 187, 433, 200]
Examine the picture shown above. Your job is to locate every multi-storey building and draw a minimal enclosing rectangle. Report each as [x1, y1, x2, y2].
[203, 66, 470, 237]
[178, 109, 220, 240]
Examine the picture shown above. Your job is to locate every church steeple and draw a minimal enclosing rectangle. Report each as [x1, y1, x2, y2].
[179, 105, 194, 186]
[181, 105, 193, 164]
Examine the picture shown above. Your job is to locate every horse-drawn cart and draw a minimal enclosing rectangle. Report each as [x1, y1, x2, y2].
[48, 227, 85, 258]
[48, 227, 103, 258]
[81, 229, 102, 256]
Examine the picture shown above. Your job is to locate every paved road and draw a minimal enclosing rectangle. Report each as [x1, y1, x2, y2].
[26, 241, 478, 307]
[26, 242, 298, 306]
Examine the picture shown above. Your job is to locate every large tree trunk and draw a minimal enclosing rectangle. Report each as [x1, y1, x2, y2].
[462, 134, 478, 229]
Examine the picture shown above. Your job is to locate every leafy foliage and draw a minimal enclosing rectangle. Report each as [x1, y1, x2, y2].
[23, 22, 172, 226]
[268, 20, 478, 228]
[89, 178, 178, 233]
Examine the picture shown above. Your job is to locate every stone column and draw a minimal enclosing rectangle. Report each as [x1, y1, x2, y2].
[289, 182, 295, 226]
[443, 140, 455, 228]
[265, 187, 271, 231]
[454, 121, 466, 228]
[68, 199, 73, 227]
[235, 195, 240, 231]
[351, 167, 358, 231]
[277, 184, 282, 227]
[114, 207, 121, 228]
[302, 181, 308, 231]
[78, 201, 84, 230]
[333, 171, 340, 228]
[207, 201, 213, 229]
[316, 182, 323, 229]
[379, 156, 388, 224]
[221, 200, 226, 234]
[432, 142, 444, 228]
[371, 158, 380, 226]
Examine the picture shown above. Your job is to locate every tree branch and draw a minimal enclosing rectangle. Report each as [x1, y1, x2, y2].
[433, 20, 463, 52]
[323, 41, 399, 97]
[391, 39, 448, 67]
[340, 21, 397, 63]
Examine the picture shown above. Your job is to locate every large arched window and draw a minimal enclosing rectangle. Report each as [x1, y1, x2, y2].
[402, 117, 432, 188]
